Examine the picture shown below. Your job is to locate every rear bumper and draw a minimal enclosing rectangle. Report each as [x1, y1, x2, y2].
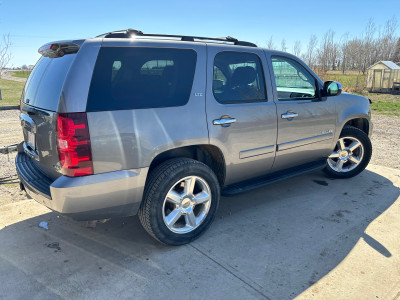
[16, 152, 148, 220]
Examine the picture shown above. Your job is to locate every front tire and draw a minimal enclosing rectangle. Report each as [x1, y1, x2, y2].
[324, 126, 372, 178]
[138, 158, 220, 245]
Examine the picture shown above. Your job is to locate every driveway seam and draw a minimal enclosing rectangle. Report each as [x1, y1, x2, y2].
[189, 243, 272, 300]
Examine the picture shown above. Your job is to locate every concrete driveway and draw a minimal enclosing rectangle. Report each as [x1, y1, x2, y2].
[0, 165, 399, 299]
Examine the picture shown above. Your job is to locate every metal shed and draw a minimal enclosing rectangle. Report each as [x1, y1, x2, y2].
[366, 61, 400, 93]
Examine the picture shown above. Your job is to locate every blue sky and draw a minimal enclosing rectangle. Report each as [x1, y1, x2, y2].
[0, 0, 399, 67]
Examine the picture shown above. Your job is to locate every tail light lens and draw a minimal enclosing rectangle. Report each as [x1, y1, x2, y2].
[56, 113, 93, 177]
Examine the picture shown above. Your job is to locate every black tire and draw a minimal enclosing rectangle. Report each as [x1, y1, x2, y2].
[138, 158, 220, 246]
[323, 126, 372, 179]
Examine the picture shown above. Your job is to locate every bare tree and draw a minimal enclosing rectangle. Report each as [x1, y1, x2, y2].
[340, 33, 350, 74]
[266, 36, 275, 50]
[359, 18, 376, 74]
[293, 40, 301, 57]
[394, 38, 400, 62]
[281, 39, 287, 52]
[0, 34, 12, 79]
[263, 16, 399, 74]
[378, 16, 398, 61]
[318, 30, 336, 72]
[347, 39, 363, 72]
[303, 34, 318, 69]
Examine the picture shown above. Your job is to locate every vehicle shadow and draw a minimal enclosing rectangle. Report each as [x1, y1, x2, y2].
[0, 176, 19, 184]
[0, 167, 399, 299]
[201, 167, 400, 299]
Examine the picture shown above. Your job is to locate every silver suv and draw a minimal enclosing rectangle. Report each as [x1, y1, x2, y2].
[16, 29, 373, 245]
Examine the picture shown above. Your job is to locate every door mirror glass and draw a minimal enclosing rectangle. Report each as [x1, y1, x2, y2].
[323, 81, 342, 97]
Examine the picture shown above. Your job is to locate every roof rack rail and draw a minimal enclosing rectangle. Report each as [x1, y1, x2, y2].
[96, 29, 257, 47]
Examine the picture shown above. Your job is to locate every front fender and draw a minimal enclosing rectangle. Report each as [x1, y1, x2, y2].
[335, 92, 371, 141]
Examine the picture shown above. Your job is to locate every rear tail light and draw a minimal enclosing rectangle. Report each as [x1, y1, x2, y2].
[56, 113, 93, 177]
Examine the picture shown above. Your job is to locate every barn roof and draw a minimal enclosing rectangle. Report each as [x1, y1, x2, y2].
[368, 60, 400, 70]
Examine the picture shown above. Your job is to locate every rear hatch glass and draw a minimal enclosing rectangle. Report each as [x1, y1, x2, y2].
[23, 54, 76, 111]
[21, 53, 77, 179]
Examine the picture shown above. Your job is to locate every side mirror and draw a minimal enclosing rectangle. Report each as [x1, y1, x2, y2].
[323, 81, 342, 97]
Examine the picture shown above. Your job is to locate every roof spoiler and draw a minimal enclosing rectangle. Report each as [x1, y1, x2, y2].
[38, 42, 80, 58]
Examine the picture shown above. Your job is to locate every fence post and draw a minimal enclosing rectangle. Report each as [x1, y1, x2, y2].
[0, 88, 2, 100]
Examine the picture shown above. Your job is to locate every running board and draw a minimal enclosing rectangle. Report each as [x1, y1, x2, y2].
[221, 160, 326, 196]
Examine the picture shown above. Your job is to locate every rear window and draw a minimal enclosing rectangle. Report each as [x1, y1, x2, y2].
[87, 47, 197, 111]
[23, 55, 76, 111]
[86, 47, 197, 111]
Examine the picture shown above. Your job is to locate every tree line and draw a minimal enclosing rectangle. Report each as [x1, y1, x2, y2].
[267, 17, 400, 74]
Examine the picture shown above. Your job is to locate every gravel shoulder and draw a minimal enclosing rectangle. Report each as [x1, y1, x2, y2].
[370, 114, 400, 169]
[0, 110, 26, 205]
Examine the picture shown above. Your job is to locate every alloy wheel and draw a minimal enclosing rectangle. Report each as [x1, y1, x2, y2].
[162, 176, 212, 234]
[327, 136, 364, 173]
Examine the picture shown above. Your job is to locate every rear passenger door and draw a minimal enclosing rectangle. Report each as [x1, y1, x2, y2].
[206, 45, 277, 186]
[267, 54, 337, 172]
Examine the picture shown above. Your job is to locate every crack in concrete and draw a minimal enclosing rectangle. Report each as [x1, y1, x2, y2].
[189, 243, 272, 300]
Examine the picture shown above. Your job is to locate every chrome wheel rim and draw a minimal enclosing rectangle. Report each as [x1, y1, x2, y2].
[327, 136, 364, 173]
[162, 176, 212, 234]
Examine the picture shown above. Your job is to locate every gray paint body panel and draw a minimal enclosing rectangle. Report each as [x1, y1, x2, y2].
[335, 92, 371, 137]
[206, 44, 278, 185]
[264, 50, 362, 172]
[58, 39, 102, 113]
[88, 41, 209, 173]
[239, 145, 275, 159]
[278, 133, 333, 151]
[49, 168, 148, 216]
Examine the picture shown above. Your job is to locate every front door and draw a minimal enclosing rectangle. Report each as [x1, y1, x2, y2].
[267, 54, 337, 172]
[206, 45, 277, 185]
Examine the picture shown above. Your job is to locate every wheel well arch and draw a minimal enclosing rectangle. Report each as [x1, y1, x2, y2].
[148, 145, 226, 186]
[343, 118, 370, 135]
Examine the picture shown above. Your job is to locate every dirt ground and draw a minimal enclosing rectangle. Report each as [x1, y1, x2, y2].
[0, 110, 25, 205]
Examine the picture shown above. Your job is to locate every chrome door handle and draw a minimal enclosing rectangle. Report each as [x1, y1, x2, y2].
[213, 117, 237, 126]
[281, 112, 298, 120]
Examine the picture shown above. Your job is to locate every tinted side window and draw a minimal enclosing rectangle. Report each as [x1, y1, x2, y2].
[87, 47, 197, 111]
[271, 56, 317, 100]
[213, 52, 266, 103]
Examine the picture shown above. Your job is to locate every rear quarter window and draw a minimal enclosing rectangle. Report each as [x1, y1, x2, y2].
[86, 47, 197, 111]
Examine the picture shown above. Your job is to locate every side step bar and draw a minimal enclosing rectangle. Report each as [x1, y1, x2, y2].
[222, 160, 326, 196]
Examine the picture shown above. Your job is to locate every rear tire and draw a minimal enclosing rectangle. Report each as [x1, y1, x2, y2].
[324, 126, 372, 179]
[138, 158, 220, 246]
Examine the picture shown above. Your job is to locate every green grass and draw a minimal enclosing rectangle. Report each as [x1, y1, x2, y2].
[367, 93, 400, 117]
[371, 101, 400, 116]
[0, 79, 25, 106]
[12, 71, 31, 78]
[319, 73, 400, 116]
[320, 73, 366, 92]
